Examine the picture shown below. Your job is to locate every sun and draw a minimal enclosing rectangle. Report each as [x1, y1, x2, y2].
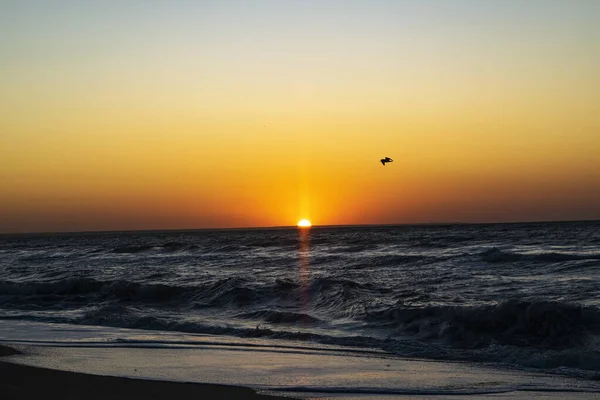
[297, 219, 312, 228]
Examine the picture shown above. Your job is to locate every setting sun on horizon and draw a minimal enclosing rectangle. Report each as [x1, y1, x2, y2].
[1, 1, 600, 233]
[297, 219, 312, 228]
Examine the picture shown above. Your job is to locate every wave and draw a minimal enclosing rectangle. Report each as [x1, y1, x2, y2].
[481, 248, 600, 263]
[70, 305, 325, 341]
[308, 277, 373, 292]
[0, 278, 219, 309]
[367, 300, 600, 350]
[235, 309, 322, 324]
[8, 275, 600, 352]
[7, 302, 600, 375]
[3, 276, 600, 351]
[193, 278, 271, 308]
[0, 276, 377, 310]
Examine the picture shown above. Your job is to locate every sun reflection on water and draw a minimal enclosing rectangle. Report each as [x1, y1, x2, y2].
[298, 226, 311, 326]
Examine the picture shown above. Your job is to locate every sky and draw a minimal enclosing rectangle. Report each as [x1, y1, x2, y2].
[1, 0, 599, 233]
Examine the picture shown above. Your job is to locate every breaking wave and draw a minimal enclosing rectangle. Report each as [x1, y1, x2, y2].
[9, 300, 600, 374]
[368, 300, 600, 350]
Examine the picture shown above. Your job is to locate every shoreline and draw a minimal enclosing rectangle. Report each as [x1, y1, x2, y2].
[0, 345, 294, 400]
[3, 335, 600, 399]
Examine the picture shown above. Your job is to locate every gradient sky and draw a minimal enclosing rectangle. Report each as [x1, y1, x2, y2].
[1, 0, 599, 233]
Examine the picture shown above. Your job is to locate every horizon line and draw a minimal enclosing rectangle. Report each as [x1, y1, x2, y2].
[1, 218, 599, 237]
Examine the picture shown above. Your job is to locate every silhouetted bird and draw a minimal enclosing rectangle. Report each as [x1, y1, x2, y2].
[380, 157, 393, 166]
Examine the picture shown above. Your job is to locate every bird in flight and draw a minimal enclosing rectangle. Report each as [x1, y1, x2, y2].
[380, 157, 393, 166]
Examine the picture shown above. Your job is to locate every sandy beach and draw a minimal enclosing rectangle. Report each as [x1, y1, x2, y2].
[0, 345, 292, 400]
[3, 319, 600, 400]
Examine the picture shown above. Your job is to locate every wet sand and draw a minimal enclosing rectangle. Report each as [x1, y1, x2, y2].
[3, 334, 600, 400]
[0, 345, 292, 400]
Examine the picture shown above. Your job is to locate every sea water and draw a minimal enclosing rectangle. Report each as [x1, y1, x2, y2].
[1, 221, 600, 395]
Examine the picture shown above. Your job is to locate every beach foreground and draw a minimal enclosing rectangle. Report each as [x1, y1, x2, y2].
[3, 344, 600, 400]
[2, 321, 600, 399]
[0, 345, 291, 400]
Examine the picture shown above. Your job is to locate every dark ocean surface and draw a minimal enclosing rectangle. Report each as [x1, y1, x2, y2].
[1, 221, 599, 377]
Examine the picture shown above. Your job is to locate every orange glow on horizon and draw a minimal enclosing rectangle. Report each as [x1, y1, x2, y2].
[297, 219, 312, 228]
[1, 2, 600, 233]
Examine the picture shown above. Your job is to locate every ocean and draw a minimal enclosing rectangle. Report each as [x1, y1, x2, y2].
[1, 221, 600, 385]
